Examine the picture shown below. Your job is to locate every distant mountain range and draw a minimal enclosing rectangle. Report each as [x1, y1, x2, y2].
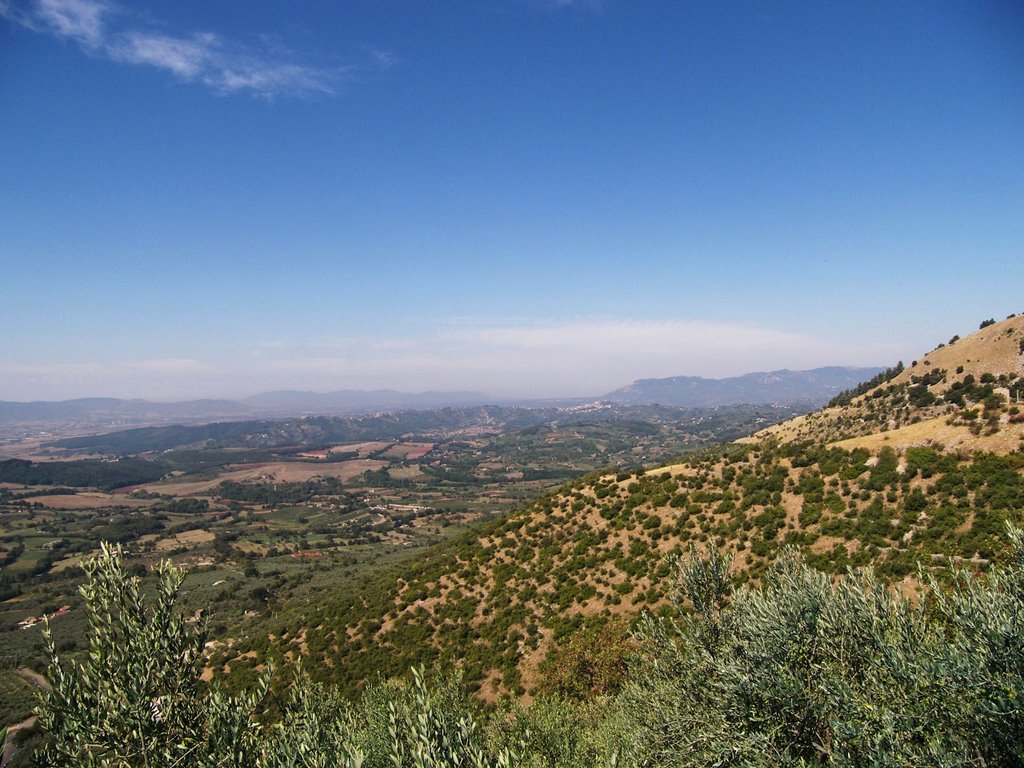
[601, 366, 884, 408]
[0, 367, 882, 428]
[0, 397, 251, 423]
[0, 391, 496, 426]
[239, 389, 495, 414]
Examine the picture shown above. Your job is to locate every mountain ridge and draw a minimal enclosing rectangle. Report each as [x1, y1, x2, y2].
[744, 314, 1024, 451]
[603, 366, 883, 408]
[1, 366, 886, 429]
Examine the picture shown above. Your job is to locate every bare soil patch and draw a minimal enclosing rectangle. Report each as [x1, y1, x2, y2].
[156, 529, 216, 551]
[383, 442, 434, 460]
[328, 441, 393, 457]
[142, 459, 389, 496]
[32, 492, 155, 510]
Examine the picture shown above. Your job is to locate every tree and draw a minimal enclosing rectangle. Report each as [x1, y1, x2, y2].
[36, 543, 272, 766]
[614, 528, 1024, 767]
[34, 544, 520, 767]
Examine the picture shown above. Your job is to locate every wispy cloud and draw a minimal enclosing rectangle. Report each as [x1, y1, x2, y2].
[0, 318, 903, 401]
[297, 317, 898, 395]
[368, 47, 398, 69]
[110, 31, 212, 78]
[33, 0, 107, 46]
[0, 0, 389, 98]
[0, 358, 217, 401]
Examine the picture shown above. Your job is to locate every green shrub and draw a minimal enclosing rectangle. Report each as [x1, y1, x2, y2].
[34, 545, 520, 768]
[34, 524, 1024, 768]
[612, 531, 1024, 766]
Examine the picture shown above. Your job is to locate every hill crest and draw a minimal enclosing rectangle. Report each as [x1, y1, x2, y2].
[603, 366, 883, 408]
[742, 314, 1024, 452]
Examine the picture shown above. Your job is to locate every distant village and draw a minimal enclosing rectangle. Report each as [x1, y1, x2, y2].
[17, 603, 71, 630]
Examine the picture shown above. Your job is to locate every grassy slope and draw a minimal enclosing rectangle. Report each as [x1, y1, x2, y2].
[219, 443, 1023, 699]
[744, 314, 1024, 448]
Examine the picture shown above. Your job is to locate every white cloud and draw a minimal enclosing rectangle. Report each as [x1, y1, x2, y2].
[368, 48, 398, 69]
[110, 31, 212, 78]
[0, 318, 905, 402]
[427, 318, 900, 395]
[284, 317, 900, 397]
[0, 358, 218, 401]
[34, 0, 107, 46]
[207, 61, 336, 98]
[1, 0, 378, 98]
[129, 358, 214, 375]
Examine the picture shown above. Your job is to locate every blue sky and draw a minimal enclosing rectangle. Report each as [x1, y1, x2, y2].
[1, 0, 1022, 401]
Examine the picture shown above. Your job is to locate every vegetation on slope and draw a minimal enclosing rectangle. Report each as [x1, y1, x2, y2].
[0, 458, 168, 492]
[752, 313, 1024, 447]
[826, 362, 905, 408]
[45, 404, 798, 455]
[207, 315, 1024, 697]
[220, 440, 1024, 698]
[9, 313, 1024, 764]
[20, 537, 1024, 766]
[1, 403, 799, 739]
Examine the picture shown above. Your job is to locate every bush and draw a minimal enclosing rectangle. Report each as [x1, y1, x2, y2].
[34, 529, 1024, 767]
[34, 545, 521, 768]
[612, 532, 1024, 766]
[36, 543, 275, 766]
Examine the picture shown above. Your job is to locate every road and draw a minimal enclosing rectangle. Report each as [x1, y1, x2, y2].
[0, 669, 50, 767]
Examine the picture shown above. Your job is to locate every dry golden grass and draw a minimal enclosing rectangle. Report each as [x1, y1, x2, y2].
[743, 314, 1024, 450]
[258, 460, 388, 483]
[832, 416, 1024, 454]
[50, 553, 97, 573]
[388, 465, 423, 480]
[32, 492, 155, 510]
[233, 540, 270, 555]
[0, 438, 60, 460]
[891, 314, 1024, 385]
[384, 442, 434, 460]
[140, 459, 388, 496]
[328, 441, 393, 457]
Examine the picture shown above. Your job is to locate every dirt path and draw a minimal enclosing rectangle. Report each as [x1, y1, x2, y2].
[1, 669, 50, 767]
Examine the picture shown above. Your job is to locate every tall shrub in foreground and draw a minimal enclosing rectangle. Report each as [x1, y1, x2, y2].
[614, 532, 1024, 767]
[34, 544, 515, 767]
[36, 542, 272, 766]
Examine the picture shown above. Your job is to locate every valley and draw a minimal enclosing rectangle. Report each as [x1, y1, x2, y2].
[0, 400, 799, 737]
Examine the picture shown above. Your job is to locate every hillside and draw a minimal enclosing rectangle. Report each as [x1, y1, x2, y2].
[219, 439, 1023, 699]
[37, 403, 794, 456]
[0, 400, 808, 735]
[214, 314, 1024, 700]
[604, 366, 883, 408]
[744, 314, 1024, 450]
